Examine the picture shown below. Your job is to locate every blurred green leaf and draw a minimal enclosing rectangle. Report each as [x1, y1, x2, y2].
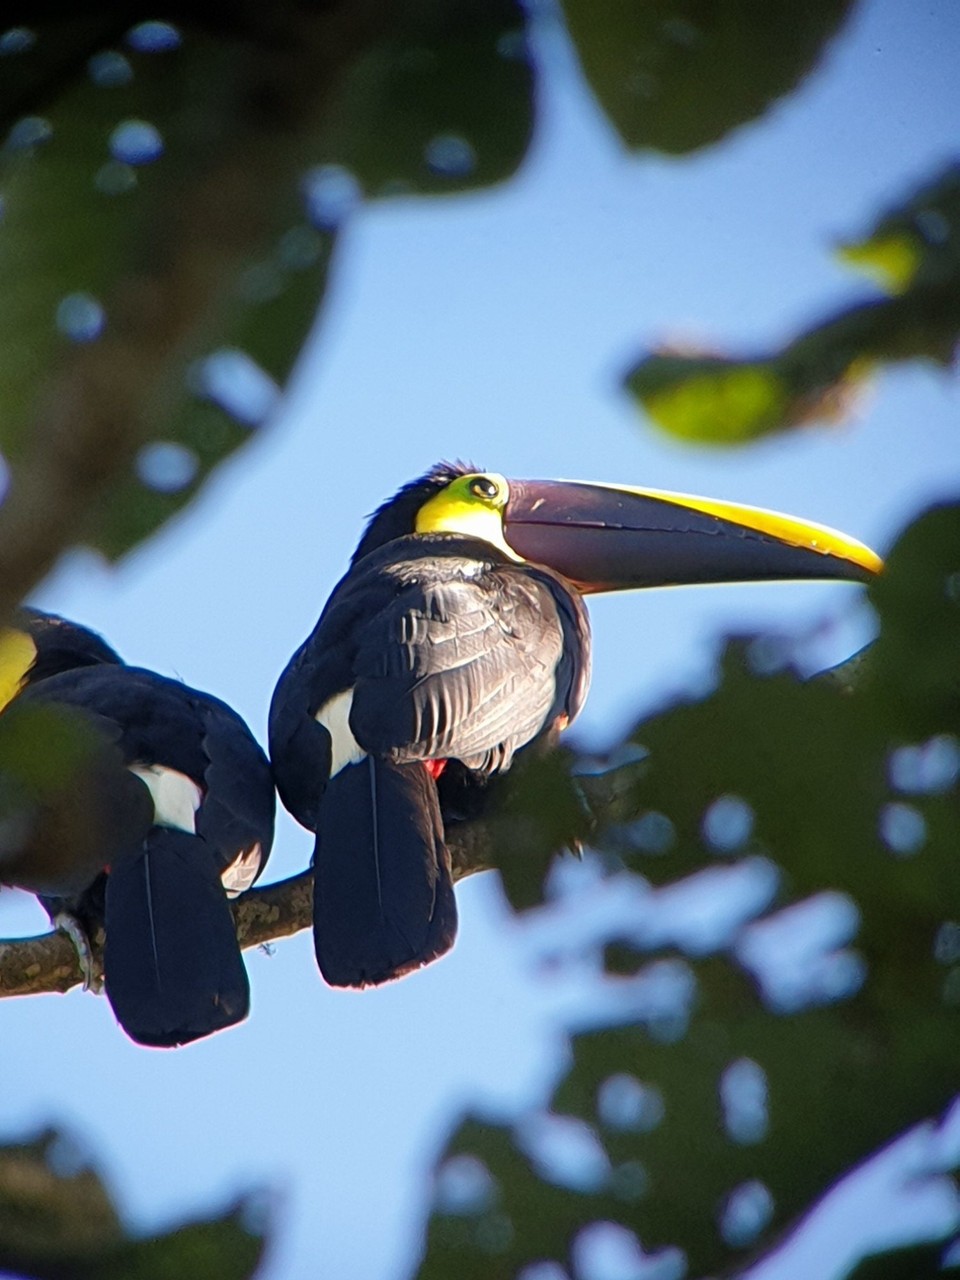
[97, 1200, 267, 1280]
[417, 501, 960, 1278]
[627, 353, 800, 444]
[561, 0, 853, 155]
[847, 1241, 951, 1280]
[0, 1127, 266, 1280]
[488, 747, 592, 910]
[0, 701, 103, 798]
[838, 234, 922, 296]
[318, 0, 532, 198]
[0, 700, 151, 893]
[0, 0, 532, 564]
[839, 164, 960, 296]
[867, 502, 960, 740]
[624, 165, 960, 444]
[0, 1128, 122, 1273]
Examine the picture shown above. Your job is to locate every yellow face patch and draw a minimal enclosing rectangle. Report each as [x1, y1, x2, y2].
[415, 472, 521, 560]
[0, 628, 37, 713]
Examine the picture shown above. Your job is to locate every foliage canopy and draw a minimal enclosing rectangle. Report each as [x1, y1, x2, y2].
[0, 3, 957, 1279]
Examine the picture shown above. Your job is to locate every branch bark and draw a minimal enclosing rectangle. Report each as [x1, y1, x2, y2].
[0, 815, 500, 999]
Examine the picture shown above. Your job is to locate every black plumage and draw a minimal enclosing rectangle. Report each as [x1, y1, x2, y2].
[270, 469, 590, 989]
[313, 755, 450, 987]
[2, 613, 275, 1047]
[16, 608, 123, 680]
[270, 461, 882, 991]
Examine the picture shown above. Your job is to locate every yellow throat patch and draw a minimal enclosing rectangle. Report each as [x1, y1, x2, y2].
[0, 628, 37, 712]
[414, 472, 521, 561]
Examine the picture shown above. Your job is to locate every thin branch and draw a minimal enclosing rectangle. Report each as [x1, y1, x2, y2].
[0, 816, 499, 999]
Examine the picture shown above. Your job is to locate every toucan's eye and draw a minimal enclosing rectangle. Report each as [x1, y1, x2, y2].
[470, 476, 499, 501]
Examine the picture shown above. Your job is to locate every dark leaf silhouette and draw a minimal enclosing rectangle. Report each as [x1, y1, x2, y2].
[0, 1126, 266, 1280]
[0, 0, 532, 589]
[562, 0, 854, 154]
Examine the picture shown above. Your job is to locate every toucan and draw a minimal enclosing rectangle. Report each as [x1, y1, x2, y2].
[0, 609, 275, 1047]
[269, 463, 882, 990]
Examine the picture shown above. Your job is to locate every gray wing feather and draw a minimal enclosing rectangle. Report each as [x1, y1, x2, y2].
[350, 573, 565, 770]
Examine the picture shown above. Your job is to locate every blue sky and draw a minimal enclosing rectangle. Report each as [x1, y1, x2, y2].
[2, 2, 959, 1277]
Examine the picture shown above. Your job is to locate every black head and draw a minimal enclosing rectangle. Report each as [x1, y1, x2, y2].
[347, 467, 882, 594]
[350, 461, 479, 566]
[17, 609, 123, 682]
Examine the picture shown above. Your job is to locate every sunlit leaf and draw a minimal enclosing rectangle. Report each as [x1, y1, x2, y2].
[624, 164, 960, 444]
[838, 234, 922, 296]
[628, 355, 791, 444]
[838, 165, 960, 295]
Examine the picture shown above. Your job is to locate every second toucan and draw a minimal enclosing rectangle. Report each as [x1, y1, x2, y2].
[0, 610, 275, 1047]
[270, 464, 881, 989]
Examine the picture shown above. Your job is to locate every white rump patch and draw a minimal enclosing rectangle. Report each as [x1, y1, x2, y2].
[221, 842, 263, 897]
[129, 764, 202, 833]
[315, 687, 366, 778]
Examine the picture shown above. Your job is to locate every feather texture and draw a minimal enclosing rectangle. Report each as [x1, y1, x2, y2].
[16, 659, 274, 1046]
[270, 532, 589, 986]
[313, 757, 455, 987]
[104, 829, 250, 1046]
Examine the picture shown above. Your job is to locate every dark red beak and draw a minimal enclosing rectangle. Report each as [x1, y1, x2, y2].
[503, 479, 881, 593]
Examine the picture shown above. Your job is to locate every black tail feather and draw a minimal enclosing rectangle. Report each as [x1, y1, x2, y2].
[103, 829, 249, 1047]
[314, 758, 458, 987]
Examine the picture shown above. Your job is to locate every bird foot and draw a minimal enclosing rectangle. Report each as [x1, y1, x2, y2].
[53, 912, 102, 992]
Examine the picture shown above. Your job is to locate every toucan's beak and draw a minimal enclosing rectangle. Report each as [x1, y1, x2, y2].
[503, 479, 882, 593]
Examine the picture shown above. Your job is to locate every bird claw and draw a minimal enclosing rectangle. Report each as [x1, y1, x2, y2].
[53, 912, 102, 992]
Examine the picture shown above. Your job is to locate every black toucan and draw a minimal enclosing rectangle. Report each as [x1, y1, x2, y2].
[0, 609, 275, 1047]
[270, 463, 882, 990]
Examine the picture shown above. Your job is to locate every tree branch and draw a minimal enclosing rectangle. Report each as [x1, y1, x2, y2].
[0, 646, 870, 1001]
[0, 816, 499, 999]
